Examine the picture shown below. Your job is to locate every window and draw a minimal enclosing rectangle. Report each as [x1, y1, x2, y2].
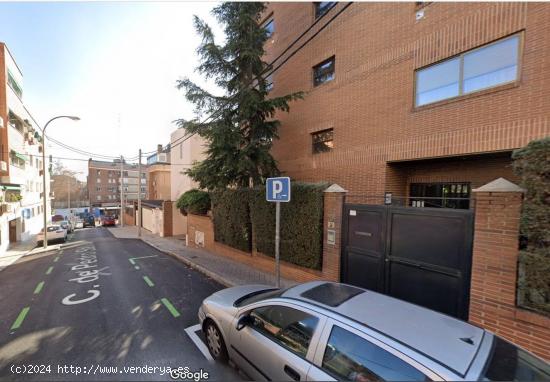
[96, 187, 101, 192]
[313, 56, 335, 86]
[322, 326, 428, 381]
[409, 182, 470, 209]
[415, 34, 520, 106]
[315, 2, 335, 18]
[9, 151, 26, 168]
[7, 70, 23, 98]
[264, 18, 274, 37]
[266, 74, 274, 92]
[96, 196, 101, 201]
[482, 336, 550, 381]
[312, 129, 334, 154]
[249, 305, 319, 358]
[97, 169, 101, 176]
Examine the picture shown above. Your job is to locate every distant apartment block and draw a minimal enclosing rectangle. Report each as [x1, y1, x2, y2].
[0, 42, 51, 251]
[87, 159, 147, 210]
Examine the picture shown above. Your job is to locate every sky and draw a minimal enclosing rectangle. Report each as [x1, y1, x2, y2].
[0, 1, 223, 180]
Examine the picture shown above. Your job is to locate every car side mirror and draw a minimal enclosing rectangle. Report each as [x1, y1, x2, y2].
[236, 315, 253, 331]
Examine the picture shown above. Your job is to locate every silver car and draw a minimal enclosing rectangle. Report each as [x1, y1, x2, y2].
[199, 281, 550, 381]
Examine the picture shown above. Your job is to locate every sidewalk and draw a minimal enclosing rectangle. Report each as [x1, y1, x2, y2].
[0, 238, 63, 272]
[107, 226, 296, 288]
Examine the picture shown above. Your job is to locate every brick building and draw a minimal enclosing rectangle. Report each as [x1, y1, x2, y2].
[265, 2, 550, 206]
[87, 159, 147, 210]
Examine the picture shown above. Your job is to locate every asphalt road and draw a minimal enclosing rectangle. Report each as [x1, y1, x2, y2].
[0, 227, 242, 381]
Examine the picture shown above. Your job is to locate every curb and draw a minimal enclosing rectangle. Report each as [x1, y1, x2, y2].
[138, 239, 235, 288]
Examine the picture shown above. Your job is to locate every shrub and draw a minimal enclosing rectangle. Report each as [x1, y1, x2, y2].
[249, 182, 328, 270]
[512, 137, 550, 314]
[210, 189, 251, 252]
[176, 189, 211, 216]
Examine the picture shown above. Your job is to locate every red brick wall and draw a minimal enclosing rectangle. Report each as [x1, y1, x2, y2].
[187, 188, 345, 283]
[469, 190, 550, 361]
[265, 3, 550, 196]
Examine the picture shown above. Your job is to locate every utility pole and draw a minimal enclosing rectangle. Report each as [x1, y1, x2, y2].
[137, 149, 142, 237]
[120, 155, 124, 227]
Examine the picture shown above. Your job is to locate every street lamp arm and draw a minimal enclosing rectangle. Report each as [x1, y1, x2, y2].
[42, 115, 80, 134]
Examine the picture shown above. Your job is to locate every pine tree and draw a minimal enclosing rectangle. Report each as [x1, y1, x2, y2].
[176, 2, 303, 190]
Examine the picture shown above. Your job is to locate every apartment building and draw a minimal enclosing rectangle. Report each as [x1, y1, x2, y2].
[51, 174, 88, 209]
[0, 42, 51, 251]
[264, 2, 550, 207]
[87, 159, 147, 210]
[147, 144, 171, 200]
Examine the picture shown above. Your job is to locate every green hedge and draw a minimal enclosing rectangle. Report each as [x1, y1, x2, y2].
[176, 189, 211, 215]
[513, 137, 550, 315]
[210, 189, 252, 252]
[249, 182, 328, 270]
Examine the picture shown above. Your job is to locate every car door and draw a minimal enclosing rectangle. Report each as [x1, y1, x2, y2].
[309, 319, 441, 381]
[229, 302, 326, 381]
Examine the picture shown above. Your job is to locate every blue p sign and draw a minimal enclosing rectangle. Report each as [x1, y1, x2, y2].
[266, 177, 291, 202]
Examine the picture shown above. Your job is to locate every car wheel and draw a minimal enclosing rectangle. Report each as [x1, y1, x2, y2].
[204, 320, 228, 363]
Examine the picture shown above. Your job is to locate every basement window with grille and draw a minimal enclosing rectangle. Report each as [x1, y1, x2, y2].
[313, 56, 335, 87]
[409, 182, 471, 209]
[312, 128, 334, 154]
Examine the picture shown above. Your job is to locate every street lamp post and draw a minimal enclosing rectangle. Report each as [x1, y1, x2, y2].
[41, 115, 80, 248]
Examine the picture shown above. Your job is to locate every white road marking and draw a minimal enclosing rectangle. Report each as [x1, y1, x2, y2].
[184, 324, 214, 362]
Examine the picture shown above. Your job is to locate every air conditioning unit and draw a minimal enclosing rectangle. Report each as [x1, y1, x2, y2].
[158, 153, 168, 163]
[0, 161, 7, 171]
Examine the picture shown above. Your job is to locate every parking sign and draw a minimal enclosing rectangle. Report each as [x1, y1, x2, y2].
[266, 177, 291, 202]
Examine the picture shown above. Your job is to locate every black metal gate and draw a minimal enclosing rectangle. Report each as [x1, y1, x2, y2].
[341, 204, 474, 320]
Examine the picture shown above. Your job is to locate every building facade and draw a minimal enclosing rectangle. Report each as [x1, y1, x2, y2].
[0, 42, 51, 251]
[169, 128, 206, 235]
[87, 159, 147, 210]
[51, 174, 88, 210]
[147, 144, 171, 200]
[265, 2, 550, 207]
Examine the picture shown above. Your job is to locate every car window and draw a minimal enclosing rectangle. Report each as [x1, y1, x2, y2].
[47, 226, 58, 232]
[481, 336, 550, 381]
[322, 326, 430, 381]
[234, 288, 287, 307]
[249, 305, 319, 358]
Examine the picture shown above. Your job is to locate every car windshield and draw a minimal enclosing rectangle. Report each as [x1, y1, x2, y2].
[234, 287, 290, 307]
[47, 226, 59, 232]
[482, 336, 550, 381]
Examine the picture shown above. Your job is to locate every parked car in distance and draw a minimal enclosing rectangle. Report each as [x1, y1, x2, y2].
[74, 219, 84, 229]
[101, 215, 116, 226]
[59, 220, 74, 233]
[37, 225, 67, 245]
[82, 214, 95, 228]
[198, 281, 550, 381]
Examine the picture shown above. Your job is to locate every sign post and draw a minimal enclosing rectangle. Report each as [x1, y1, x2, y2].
[266, 177, 291, 288]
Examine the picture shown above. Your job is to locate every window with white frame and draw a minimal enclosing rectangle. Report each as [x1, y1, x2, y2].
[415, 34, 520, 106]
